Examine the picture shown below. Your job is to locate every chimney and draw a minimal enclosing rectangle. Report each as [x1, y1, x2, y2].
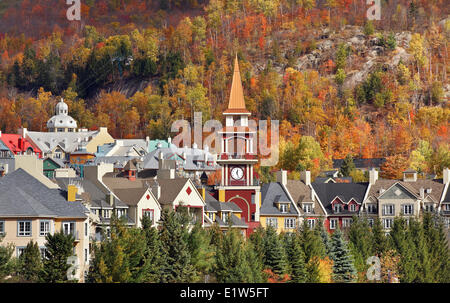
[420, 187, 425, 199]
[67, 184, 78, 202]
[169, 168, 175, 179]
[300, 170, 311, 186]
[444, 168, 450, 185]
[276, 170, 288, 186]
[151, 181, 161, 200]
[369, 168, 379, 185]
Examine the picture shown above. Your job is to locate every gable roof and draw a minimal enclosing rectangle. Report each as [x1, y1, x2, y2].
[261, 182, 298, 215]
[26, 130, 99, 154]
[0, 134, 42, 156]
[367, 179, 445, 203]
[0, 169, 87, 218]
[312, 182, 369, 215]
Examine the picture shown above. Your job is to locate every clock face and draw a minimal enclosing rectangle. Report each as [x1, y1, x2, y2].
[231, 167, 244, 180]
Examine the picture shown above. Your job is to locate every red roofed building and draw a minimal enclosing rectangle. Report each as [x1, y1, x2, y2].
[0, 132, 42, 158]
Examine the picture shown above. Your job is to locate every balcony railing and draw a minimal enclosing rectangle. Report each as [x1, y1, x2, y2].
[220, 153, 257, 160]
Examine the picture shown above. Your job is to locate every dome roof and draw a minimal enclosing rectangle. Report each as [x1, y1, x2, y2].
[47, 98, 78, 130]
[55, 98, 68, 115]
[47, 115, 78, 129]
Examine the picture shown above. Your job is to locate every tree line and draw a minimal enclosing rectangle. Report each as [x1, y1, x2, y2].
[1, 209, 447, 283]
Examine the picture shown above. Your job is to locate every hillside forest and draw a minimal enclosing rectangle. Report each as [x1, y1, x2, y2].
[0, 0, 448, 179]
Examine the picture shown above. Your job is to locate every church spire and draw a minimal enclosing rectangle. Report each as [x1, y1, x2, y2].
[224, 55, 250, 114]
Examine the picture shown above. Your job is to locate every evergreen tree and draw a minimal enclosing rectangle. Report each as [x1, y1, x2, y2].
[19, 240, 43, 282]
[188, 222, 215, 282]
[317, 218, 331, 256]
[339, 154, 355, 177]
[347, 216, 373, 281]
[215, 228, 252, 283]
[329, 228, 357, 283]
[288, 233, 307, 283]
[371, 218, 389, 255]
[41, 230, 75, 283]
[249, 226, 266, 264]
[300, 221, 325, 282]
[389, 217, 417, 282]
[0, 234, 14, 281]
[423, 213, 450, 282]
[245, 241, 265, 283]
[159, 209, 196, 282]
[263, 226, 288, 276]
[408, 218, 433, 282]
[141, 215, 163, 282]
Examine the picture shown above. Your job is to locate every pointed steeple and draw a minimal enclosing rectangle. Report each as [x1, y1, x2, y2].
[224, 55, 250, 114]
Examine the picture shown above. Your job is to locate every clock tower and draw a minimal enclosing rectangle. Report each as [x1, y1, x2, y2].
[216, 56, 261, 234]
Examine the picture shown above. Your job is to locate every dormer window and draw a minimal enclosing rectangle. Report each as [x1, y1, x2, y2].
[303, 203, 313, 214]
[349, 204, 356, 212]
[333, 204, 342, 213]
[222, 212, 230, 223]
[279, 203, 288, 213]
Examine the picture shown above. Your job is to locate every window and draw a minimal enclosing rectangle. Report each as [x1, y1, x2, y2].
[251, 213, 255, 221]
[342, 218, 353, 228]
[349, 204, 356, 212]
[85, 222, 88, 237]
[17, 247, 25, 258]
[443, 204, 450, 211]
[62, 222, 76, 237]
[40, 220, 51, 237]
[251, 194, 255, 204]
[222, 212, 230, 223]
[382, 204, 395, 216]
[307, 219, 316, 229]
[383, 218, 393, 229]
[207, 212, 214, 221]
[403, 204, 413, 215]
[333, 204, 342, 213]
[424, 204, 434, 212]
[0, 221, 4, 236]
[367, 204, 377, 214]
[445, 218, 450, 229]
[18, 221, 32, 236]
[40, 247, 49, 260]
[143, 209, 154, 223]
[266, 218, 277, 228]
[329, 219, 338, 230]
[279, 204, 288, 213]
[284, 218, 296, 229]
[103, 209, 111, 219]
[117, 208, 126, 218]
[303, 204, 312, 214]
[85, 248, 88, 262]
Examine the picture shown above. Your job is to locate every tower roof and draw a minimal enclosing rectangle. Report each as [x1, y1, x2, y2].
[224, 56, 250, 115]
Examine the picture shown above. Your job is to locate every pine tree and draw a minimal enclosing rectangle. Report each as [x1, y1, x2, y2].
[0, 234, 14, 280]
[288, 233, 307, 283]
[159, 209, 196, 282]
[317, 218, 331, 256]
[141, 215, 163, 282]
[408, 218, 433, 282]
[249, 226, 266, 264]
[371, 218, 389, 255]
[263, 226, 288, 276]
[19, 240, 43, 282]
[389, 217, 416, 282]
[41, 230, 75, 283]
[329, 228, 357, 283]
[347, 216, 373, 281]
[188, 222, 215, 282]
[245, 241, 265, 283]
[215, 228, 252, 283]
[300, 221, 325, 282]
[422, 213, 450, 282]
[339, 154, 355, 177]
